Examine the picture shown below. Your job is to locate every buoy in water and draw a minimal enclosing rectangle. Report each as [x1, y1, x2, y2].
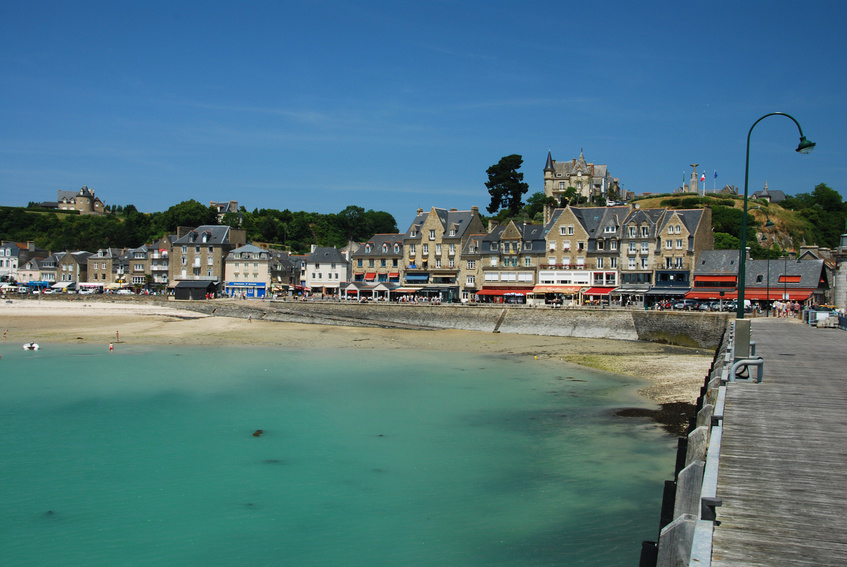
[23, 342, 39, 351]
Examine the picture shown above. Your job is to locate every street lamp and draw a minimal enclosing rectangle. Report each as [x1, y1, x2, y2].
[737, 112, 815, 319]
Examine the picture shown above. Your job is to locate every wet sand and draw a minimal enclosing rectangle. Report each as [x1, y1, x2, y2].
[1, 299, 715, 433]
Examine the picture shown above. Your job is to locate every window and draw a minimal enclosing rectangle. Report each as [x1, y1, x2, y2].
[641, 226, 649, 237]
[435, 259, 442, 268]
[560, 226, 567, 236]
[467, 260, 476, 269]
[382, 244, 387, 253]
[567, 225, 574, 235]
[641, 242, 649, 253]
[466, 275, 475, 285]
[676, 225, 682, 234]
[409, 244, 416, 255]
[562, 240, 570, 251]
[365, 244, 371, 253]
[448, 259, 454, 268]
[410, 229, 417, 238]
[597, 240, 605, 251]
[491, 242, 499, 251]
[628, 226, 636, 238]
[380, 259, 386, 267]
[610, 257, 617, 269]
[597, 257, 604, 269]
[449, 244, 455, 255]
[604, 225, 616, 234]
[666, 239, 673, 249]
[392, 259, 398, 267]
[429, 230, 436, 240]
[368, 259, 375, 267]
[675, 257, 684, 269]
[548, 257, 556, 265]
[524, 257, 532, 267]
[449, 228, 456, 236]
[577, 242, 585, 252]
[394, 244, 400, 253]
[489, 257, 498, 267]
[610, 240, 617, 251]
[181, 246, 187, 253]
[524, 241, 531, 250]
[676, 239, 684, 249]
[558, 182, 565, 190]
[436, 244, 442, 256]
[357, 259, 363, 267]
[628, 242, 636, 252]
[422, 244, 429, 255]
[641, 258, 649, 269]
[628, 258, 636, 269]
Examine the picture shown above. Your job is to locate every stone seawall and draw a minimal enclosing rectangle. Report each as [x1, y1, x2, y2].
[178, 300, 730, 349]
[24, 295, 729, 348]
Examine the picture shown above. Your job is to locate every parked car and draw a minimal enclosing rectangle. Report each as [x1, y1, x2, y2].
[672, 299, 700, 310]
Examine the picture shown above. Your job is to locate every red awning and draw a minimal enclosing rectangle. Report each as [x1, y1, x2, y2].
[583, 287, 616, 295]
[694, 275, 736, 282]
[346, 289, 358, 294]
[687, 289, 815, 301]
[532, 285, 583, 294]
[476, 287, 533, 296]
[364, 272, 376, 281]
[388, 272, 400, 278]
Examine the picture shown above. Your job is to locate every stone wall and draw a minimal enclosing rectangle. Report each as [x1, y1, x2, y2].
[181, 300, 729, 349]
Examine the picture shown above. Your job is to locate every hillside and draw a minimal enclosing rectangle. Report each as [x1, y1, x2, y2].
[632, 193, 816, 254]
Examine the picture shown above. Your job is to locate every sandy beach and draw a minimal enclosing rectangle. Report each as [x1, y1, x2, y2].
[1, 298, 715, 432]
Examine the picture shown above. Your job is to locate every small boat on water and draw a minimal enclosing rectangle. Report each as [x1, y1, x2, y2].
[23, 342, 39, 351]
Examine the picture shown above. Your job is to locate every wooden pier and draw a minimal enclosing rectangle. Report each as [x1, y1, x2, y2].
[710, 318, 847, 566]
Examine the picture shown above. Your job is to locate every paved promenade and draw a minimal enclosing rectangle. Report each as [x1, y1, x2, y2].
[711, 318, 847, 566]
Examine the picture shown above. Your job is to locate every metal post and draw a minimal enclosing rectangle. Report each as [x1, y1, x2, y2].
[737, 112, 815, 320]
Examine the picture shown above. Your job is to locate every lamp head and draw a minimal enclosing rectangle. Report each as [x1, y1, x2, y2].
[765, 220, 775, 228]
[796, 136, 816, 154]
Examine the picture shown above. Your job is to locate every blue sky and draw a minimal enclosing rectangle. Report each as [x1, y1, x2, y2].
[1, 1, 845, 228]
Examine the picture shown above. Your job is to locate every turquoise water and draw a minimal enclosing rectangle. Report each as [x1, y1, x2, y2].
[0, 343, 672, 566]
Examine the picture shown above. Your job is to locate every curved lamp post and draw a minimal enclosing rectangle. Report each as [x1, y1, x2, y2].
[737, 112, 815, 319]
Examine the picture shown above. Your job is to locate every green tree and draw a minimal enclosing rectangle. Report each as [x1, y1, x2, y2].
[153, 200, 218, 234]
[523, 192, 556, 221]
[485, 154, 529, 216]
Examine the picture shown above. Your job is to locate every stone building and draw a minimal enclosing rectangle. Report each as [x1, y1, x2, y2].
[0, 241, 48, 282]
[169, 225, 247, 294]
[401, 206, 485, 302]
[543, 150, 619, 204]
[57, 186, 107, 215]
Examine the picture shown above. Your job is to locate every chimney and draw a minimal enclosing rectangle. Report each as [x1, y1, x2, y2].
[488, 220, 499, 233]
[471, 206, 479, 215]
[417, 208, 424, 216]
[310, 244, 318, 253]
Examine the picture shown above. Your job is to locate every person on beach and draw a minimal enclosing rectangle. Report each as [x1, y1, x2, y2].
[109, 343, 114, 352]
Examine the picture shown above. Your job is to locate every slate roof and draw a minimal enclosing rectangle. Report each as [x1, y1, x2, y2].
[173, 225, 235, 245]
[307, 246, 347, 265]
[352, 234, 404, 258]
[403, 208, 478, 239]
[694, 250, 741, 275]
[745, 258, 828, 290]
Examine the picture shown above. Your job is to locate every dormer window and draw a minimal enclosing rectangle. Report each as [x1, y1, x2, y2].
[429, 230, 436, 241]
[365, 245, 371, 253]
[393, 244, 399, 253]
[382, 244, 387, 253]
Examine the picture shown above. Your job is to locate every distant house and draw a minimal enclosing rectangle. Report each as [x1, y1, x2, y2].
[751, 182, 786, 204]
[210, 200, 240, 223]
[57, 186, 107, 215]
[544, 150, 620, 204]
[304, 245, 350, 297]
[169, 225, 247, 295]
[0, 241, 48, 281]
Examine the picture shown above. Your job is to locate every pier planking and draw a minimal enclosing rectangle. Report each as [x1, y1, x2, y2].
[711, 318, 847, 566]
